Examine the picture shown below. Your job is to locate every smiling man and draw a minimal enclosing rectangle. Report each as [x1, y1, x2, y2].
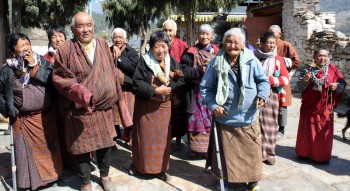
[52, 12, 132, 191]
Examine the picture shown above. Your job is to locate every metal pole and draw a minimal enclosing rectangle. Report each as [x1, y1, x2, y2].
[212, 115, 225, 191]
[9, 118, 17, 191]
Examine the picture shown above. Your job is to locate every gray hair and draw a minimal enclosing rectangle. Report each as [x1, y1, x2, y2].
[162, 19, 177, 31]
[269, 25, 281, 33]
[223, 28, 246, 46]
[111, 28, 127, 39]
[198, 24, 214, 35]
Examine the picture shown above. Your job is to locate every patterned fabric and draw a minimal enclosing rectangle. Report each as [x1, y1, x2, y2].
[132, 97, 171, 174]
[188, 132, 210, 153]
[15, 130, 57, 190]
[259, 89, 279, 162]
[187, 85, 212, 132]
[13, 108, 62, 189]
[53, 38, 131, 154]
[169, 37, 188, 63]
[208, 122, 262, 183]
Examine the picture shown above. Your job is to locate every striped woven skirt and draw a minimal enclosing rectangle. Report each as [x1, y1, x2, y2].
[132, 97, 171, 174]
[188, 132, 210, 153]
[209, 122, 262, 183]
[259, 89, 279, 162]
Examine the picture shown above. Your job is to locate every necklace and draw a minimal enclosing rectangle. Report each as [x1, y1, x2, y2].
[311, 63, 329, 91]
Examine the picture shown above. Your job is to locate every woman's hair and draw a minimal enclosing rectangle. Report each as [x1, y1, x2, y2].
[149, 31, 170, 48]
[8, 33, 31, 54]
[223, 28, 246, 46]
[198, 24, 214, 35]
[314, 47, 329, 56]
[259, 32, 276, 44]
[47, 24, 67, 48]
[111, 28, 127, 39]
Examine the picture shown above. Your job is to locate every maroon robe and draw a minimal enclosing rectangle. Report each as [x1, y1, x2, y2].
[169, 37, 188, 63]
[296, 64, 345, 162]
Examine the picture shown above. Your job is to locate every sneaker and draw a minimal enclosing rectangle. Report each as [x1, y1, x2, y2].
[99, 177, 116, 191]
[277, 132, 284, 140]
[246, 185, 263, 191]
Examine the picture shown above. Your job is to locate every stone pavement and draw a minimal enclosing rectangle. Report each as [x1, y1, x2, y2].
[0, 93, 350, 191]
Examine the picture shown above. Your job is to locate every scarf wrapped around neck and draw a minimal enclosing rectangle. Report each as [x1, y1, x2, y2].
[143, 51, 171, 84]
[5, 52, 41, 87]
[253, 48, 277, 76]
[213, 48, 255, 107]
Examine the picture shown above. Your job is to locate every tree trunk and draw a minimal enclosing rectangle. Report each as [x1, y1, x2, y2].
[140, 20, 148, 55]
[0, 0, 10, 64]
[184, 1, 193, 46]
[12, 0, 21, 33]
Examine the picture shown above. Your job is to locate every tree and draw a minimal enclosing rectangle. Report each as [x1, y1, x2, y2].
[176, 0, 244, 45]
[1, 0, 89, 65]
[102, 0, 173, 54]
[0, 0, 10, 63]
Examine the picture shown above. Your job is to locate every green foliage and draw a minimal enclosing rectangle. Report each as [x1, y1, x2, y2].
[20, 0, 89, 29]
[102, 0, 172, 35]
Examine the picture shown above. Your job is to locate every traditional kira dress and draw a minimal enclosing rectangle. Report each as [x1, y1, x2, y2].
[132, 52, 184, 174]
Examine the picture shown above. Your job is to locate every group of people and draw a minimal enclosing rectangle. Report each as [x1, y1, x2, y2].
[0, 10, 346, 191]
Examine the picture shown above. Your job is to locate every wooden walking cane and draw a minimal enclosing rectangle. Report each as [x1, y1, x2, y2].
[9, 117, 17, 191]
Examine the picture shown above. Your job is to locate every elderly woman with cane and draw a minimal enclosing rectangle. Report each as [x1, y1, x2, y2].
[200, 28, 270, 191]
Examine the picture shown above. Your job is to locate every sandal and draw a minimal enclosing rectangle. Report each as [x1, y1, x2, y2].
[155, 172, 171, 182]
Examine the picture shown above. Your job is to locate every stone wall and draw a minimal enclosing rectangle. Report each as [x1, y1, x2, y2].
[282, 0, 350, 97]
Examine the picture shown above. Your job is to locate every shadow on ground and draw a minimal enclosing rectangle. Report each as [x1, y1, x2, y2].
[276, 144, 350, 176]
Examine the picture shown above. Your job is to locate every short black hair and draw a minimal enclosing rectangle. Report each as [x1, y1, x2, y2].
[260, 32, 276, 44]
[149, 31, 170, 49]
[313, 47, 329, 56]
[47, 24, 67, 48]
[7, 33, 31, 54]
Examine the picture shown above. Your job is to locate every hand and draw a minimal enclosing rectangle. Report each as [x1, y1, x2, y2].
[200, 66, 206, 74]
[24, 50, 36, 66]
[29, 64, 39, 78]
[257, 97, 265, 107]
[213, 106, 225, 117]
[155, 85, 171, 95]
[169, 71, 175, 78]
[113, 46, 122, 59]
[302, 71, 311, 83]
[329, 82, 338, 91]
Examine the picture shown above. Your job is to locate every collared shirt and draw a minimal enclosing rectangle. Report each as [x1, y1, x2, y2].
[80, 39, 96, 64]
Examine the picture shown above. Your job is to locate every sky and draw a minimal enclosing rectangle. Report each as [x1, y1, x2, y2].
[91, 0, 103, 14]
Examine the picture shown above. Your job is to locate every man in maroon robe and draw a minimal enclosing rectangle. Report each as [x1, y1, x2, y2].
[163, 19, 189, 149]
[296, 48, 346, 164]
[53, 12, 132, 191]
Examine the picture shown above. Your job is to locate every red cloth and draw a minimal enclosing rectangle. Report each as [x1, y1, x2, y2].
[169, 37, 188, 63]
[295, 64, 345, 162]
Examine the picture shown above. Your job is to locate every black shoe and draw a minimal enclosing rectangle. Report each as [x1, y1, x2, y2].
[263, 159, 275, 165]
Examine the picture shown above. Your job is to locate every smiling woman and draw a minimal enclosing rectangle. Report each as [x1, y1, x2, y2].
[44, 24, 67, 64]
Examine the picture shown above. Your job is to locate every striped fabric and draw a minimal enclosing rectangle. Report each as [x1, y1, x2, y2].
[15, 130, 57, 190]
[53, 38, 122, 154]
[13, 109, 62, 189]
[188, 132, 210, 153]
[209, 122, 262, 183]
[259, 89, 279, 162]
[132, 97, 171, 174]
